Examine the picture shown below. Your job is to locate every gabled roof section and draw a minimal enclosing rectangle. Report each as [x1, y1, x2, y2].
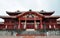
[39, 10, 55, 16]
[17, 10, 44, 18]
[6, 10, 21, 16]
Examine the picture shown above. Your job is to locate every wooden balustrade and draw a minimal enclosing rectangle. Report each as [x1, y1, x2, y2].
[20, 17, 40, 20]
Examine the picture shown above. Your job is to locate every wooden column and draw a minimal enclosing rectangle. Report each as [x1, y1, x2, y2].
[54, 24, 56, 29]
[40, 19, 43, 29]
[34, 16, 37, 29]
[18, 18, 20, 29]
[24, 20, 26, 29]
[34, 20, 37, 29]
[49, 21, 52, 29]
[24, 16, 26, 29]
[5, 25, 7, 29]
[49, 24, 51, 29]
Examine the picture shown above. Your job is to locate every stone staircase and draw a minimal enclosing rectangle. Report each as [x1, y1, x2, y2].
[21, 31, 42, 35]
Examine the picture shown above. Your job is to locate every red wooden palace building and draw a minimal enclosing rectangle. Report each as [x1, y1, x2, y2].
[0, 10, 60, 36]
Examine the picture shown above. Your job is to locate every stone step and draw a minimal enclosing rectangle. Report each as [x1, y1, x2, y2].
[21, 31, 42, 35]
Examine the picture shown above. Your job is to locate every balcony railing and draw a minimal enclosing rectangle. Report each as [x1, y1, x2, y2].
[20, 17, 40, 20]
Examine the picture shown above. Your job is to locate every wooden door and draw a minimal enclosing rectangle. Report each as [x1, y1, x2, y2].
[26, 24, 34, 29]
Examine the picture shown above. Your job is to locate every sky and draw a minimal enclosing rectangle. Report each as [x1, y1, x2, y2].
[0, 0, 60, 22]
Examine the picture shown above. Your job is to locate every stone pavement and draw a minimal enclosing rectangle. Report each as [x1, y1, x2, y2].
[0, 36, 60, 38]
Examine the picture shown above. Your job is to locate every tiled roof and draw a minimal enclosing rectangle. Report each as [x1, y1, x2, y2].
[17, 11, 44, 17]
[39, 10, 55, 13]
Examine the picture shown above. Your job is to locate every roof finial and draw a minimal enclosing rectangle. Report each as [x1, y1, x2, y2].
[16, 10, 20, 13]
[29, 9, 32, 11]
[41, 10, 44, 12]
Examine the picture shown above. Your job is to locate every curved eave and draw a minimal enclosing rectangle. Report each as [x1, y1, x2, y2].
[6, 11, 21, 13]
[6, 11, 21, 16]
[39, 11, 54, 15]
[39, 11, 55, 13]
[0, 16, 16, 19]
[45, 16, 60, 19]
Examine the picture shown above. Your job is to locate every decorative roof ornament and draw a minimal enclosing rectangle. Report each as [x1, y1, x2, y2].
[40, 10, 45, 13]
[29, 9, 32, 11]
[16, 10, 20, 13]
